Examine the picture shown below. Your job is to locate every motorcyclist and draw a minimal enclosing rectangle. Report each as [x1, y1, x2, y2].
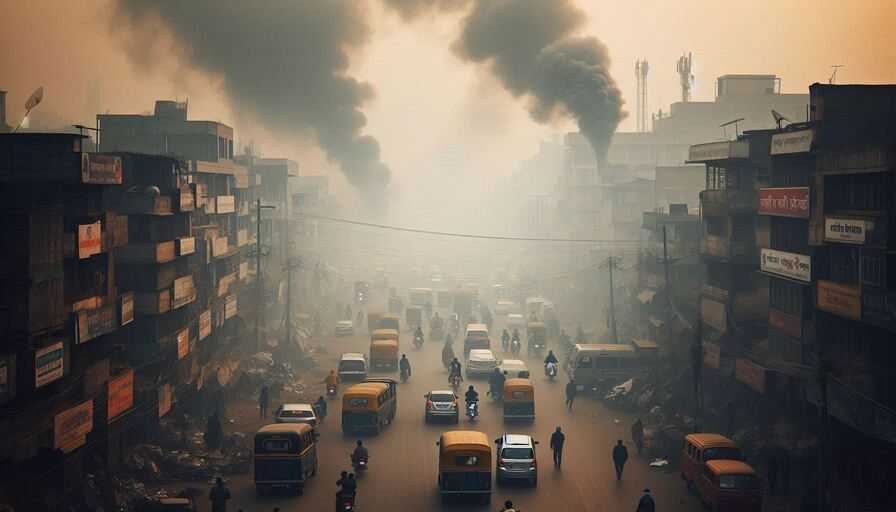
[448, 357, 463, 385]
[511, 328, 521, 344]
[442, 341, 455, 368]
[399, 354, 411, 379]
[314, 395, 328, 420]
[352, 440, 369, 464]
[488, 368, 505, 398]
[501, 500, 519, 512]
[465, 385, 479, 404]
[544, 350, 559, 366]
[431, 312, 443, 330]
[325, 369, 339, 388]
[424, 301, 433, 319]
[576, 324, 585, 343]
[414, 325, 425, 344]
[501, 329, 510, 351]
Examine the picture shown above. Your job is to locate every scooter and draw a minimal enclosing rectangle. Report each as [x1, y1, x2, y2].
[352, 454, 369, 473]
[336, 492, 355, 512]
[466, 400, 479, 421]
[510, 338, 521, 356]
[545, 362, 558, 380]
[449, 373, 461, 390]
[413, 333, 424, 349]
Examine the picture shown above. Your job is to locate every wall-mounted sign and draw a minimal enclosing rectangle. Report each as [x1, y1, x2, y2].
[177, 237, 196, 256]
[107, 369, 134, 421]
[217, 272, 237, 297]
[761, 248, 811, 282]
[199, 309, 212, 340]
[225, 295, 238, 319]
[701, 297, 727, 333]
[215, 195, 235, 214]
[120, 291, 134, 326]
[736, 359, 767, 394]
[237, 229, 248, 247]
[176, 328, 190, 359]
[0, 354, 15, 403]
[239, 261, 249, 281]
[35, 341, 65, 388]
[158, 383, 172, 418]
[78, 221, 102, 259]
[76, 303, 118, 344]
[172, 275, 195, 309]
[212, 236, 229, 257]
[177, 187, 194, 212]
[769, 308, 802, 339]
[55, 400, 93, 453]
[770, 128, 814, 155]
[817, 280, 861, 320]
[824, 217, 869, 244]
[688, 140, 748, 162]
[81, 153, 123, 184]
[758, 187, 810, 218]
[703, 342, 721, 369]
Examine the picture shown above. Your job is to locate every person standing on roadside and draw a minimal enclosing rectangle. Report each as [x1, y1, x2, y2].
[612, 439, 629, 481]
[631, 418, 645, 455]
[636, 488, 655, 512]
[550, 426, 566, 468]
[209, 477, 231, 512]
[565, 378, 577, 411]
[258, 385, 270, 419]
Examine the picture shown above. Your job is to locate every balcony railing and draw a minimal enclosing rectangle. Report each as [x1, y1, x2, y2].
[700, 189, 756, 217]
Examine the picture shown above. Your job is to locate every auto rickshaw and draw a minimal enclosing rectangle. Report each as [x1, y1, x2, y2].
[370, 339, 399, 371]
[371, 328, 400, 343]
[502, 378, 535, 421]
[526, 321, 547, 356]
[406, 306, 423, 330]
[436, 430, 492, 504]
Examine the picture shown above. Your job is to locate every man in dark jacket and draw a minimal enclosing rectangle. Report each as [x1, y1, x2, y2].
[258, 385, 270, 418]
[549, 426, 566, 468]
[612, 439, 629, 481]
[565, 379, 577, 411]
[209, 477, 231, 512]
[636, 488, 655, 512]
[631, 418, 645, 455]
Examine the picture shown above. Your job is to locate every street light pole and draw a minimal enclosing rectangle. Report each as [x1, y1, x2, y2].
[255, 199, 276, 351]
[601, 256, 621, 343]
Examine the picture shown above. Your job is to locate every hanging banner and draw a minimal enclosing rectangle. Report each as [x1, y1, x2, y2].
[54, 400, 93, 453]
[78, 221, 102, 259]
[172, 275, 195, 309]
[107, 369, 134, 421]
[158, 383, 172, 418]
[81, 153, 123, 184]
[758, 187, 810, 218]
[824, 217, 869, 245]
[761, 248, 811, 282]
[35, 342, 65, 388]
[121, 292, 134, 326]
[199, 309, 212, 340]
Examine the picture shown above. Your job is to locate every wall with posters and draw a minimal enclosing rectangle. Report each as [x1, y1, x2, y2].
[35, 341, 65, 388]
[78, 221, 102, 259]
[107, 369, 134, 421]
[55, 400, 94, 453]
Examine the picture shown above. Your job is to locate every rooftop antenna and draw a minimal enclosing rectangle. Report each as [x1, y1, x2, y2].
[829, 65, 844, 84]
[677, 52, 694, 103]
[720, 117, 745, 140]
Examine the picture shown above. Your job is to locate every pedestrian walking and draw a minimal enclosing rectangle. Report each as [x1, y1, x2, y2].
[550, 426, 566, 468]
[209, 477, 231, 512]
[636, 488, 655, 512]
[612, 439, 629, 481]
[631, 418, 645, 456]
[565, 379, 577, 411]
[258, 385, 270, 418]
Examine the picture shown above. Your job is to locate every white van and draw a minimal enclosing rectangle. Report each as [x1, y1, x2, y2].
[565, 343, 642, 392]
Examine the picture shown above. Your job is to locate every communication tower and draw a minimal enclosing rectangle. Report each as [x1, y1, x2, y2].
[677, 52, 694, 103]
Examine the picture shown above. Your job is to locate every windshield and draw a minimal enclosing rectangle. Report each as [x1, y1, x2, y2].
[280, 409, 313, 418]
[430, 393, 455, 402]
[502, 447, 534, 459]
[340, 360, 365, 372]
[719, 474, 759, 490]
[703, 447, 744, 461]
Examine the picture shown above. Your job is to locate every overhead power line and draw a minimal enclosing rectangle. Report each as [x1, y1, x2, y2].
[298, 213, 642, 245]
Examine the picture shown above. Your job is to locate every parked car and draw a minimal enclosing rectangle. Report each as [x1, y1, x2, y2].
[424, 390, 459, 423]
[338, 353, 368, 382]
[498, 359, 530, 378]
[466, 349, 498, 378]
[274, 403, 318, 427]
[495, 433, 538, 486]
[335, 320, 354, 336]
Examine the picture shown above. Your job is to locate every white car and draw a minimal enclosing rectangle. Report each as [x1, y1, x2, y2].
[498, 359, 530, 378]
[495, 300, 517, 316]
[424, 390, 459, 423]
[506, 313, 525, 330]
[338, 353, 368, 381]
[466, 349, 498, 378]
[274, 403, 318, 426]
[335, 320, 354, 336]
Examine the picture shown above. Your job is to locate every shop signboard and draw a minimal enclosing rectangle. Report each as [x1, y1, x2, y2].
[758, 187, 810, 218]
[176, 328, 190, 359]
[81, 153, 123, 184]
[817, 280, 861, 320]
[177, 187, 194, 212]
[172, 275, 195, 309]
[217, 271, 237, 297]
[215, 195, 235, 214]
[107, 369, 134, 421]
[177, 237, 196, 256]
[225, 295, 238, 319]
[35, 341, 65, 388]
[76, 303, 118, 344]
[54, 400, 93, 453]
[761, 248, 811, 282]
[199, 309, 212, 340]
[158, 383, 172, 418]
[824, 217, 869, 244]
[78, 221, 102, 259]
[212, 236, 229, 257]
[239, 261, 248, 281]
[769, 308, 802, 339]
[703, 342, 721, 369]
[700, 297, 727, 333]
[735, 358, 767, 394]
[770, 128, 814, 155]
[237, 229, 248, 247]
[120, 291, 134, 326]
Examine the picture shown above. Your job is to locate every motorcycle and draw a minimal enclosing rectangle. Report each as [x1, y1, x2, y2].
[336, 492, 355, 512]
[545, 362, 558, 380]
[413, 333, 424, 349]
[352, 454, 369, 473]
[327, 384, 338, 399]
[466, 400, 479, 421]
[449, 373, 461, 390]
[510, 338, 521, 356]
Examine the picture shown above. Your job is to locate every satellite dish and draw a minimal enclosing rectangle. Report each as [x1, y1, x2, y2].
[771, 110, 791, 129]
[25, 86, 44, 111]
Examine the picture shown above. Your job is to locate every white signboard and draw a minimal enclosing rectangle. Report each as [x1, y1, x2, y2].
[770, 129, 814, 155]
[761, 248, 811, 282]
[824, 217, 869, 244]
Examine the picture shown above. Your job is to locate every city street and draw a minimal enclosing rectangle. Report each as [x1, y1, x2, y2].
[188, 312, 703, 512]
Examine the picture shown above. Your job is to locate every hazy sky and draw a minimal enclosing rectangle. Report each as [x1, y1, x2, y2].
[2, 0, 894, 198]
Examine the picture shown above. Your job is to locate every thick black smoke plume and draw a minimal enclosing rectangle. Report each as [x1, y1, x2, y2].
[116, 1, 390, 203]
[385, 0, 625, 161]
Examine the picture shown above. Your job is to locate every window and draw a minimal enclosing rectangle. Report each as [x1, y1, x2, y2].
[703, 447, 744, 461]
[577, 356, 592, 369]
[770, 218, 809, 254]
[705, 217, 726, 237]
[263, 439, 291, 452]
[502, 448, 534, 459]
[348, 398, 368, 407]
[511, 391, 529, 400]
[719, 475, 759, 490]
[455, 455, 480, 466]
[825, 172, 893, 212]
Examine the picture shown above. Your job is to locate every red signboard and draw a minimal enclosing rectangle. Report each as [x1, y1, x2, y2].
[758, 187, 810, 218]
[107, 369, 134, 421]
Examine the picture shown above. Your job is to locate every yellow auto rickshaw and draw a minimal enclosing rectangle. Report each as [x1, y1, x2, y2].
[254, 423, 318, 495]
[370, 339, 399, 371]
[371, 328, 400, 344]
[526, 321, 547, 357]
[437, 430, 492, 504]
[341, 379, 397, 435]
[503, 378, 535, 421]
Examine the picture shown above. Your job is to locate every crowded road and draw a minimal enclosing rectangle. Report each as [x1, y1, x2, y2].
[188, 301, 705, 512]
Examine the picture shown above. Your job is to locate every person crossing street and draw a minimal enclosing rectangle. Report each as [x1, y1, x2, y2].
[549, 426, 565, 468]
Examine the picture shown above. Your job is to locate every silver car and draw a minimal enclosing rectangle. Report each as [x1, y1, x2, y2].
[466, 349, 498, 378]
[495, 433, 539, 486]
[498, 359, 530, 378]
[274, 403, 318, 427]
[424, 390, 459, 423]
[338, 353, 368, 381]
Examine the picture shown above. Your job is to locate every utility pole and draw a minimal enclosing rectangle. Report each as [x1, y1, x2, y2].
[284, 257, 302, 349]
[601, 256, 622, 343]
[662, 225, 672, 307]
[693, 300, 704, 432]
[255, 199, 276, 351]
